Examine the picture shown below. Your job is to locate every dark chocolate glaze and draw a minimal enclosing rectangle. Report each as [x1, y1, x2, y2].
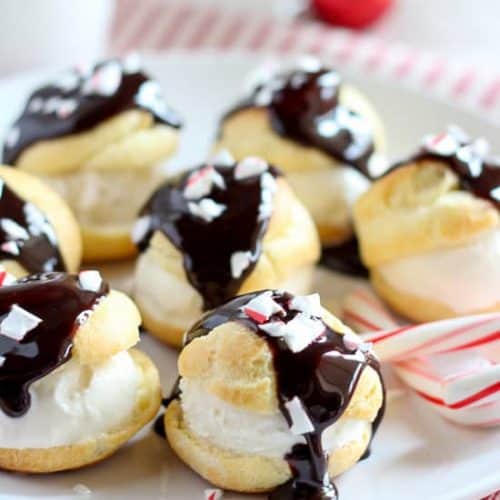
[320, 238, 368, 278]
[3, 58, 182, 164]
[389, 129, 500, 209]
[182, 290, 385, 500]
[0, 179, 65, 273]
[0, 272, 109, 417]
[414, 150, 499, 210]
[222, 67, 376, 177]
[136, 163, 280, 310]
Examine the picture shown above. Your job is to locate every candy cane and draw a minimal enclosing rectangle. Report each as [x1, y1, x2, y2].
[342, 288, 500, 427]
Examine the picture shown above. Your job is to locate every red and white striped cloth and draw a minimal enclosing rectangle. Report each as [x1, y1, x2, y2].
[110, 0, 500, 123]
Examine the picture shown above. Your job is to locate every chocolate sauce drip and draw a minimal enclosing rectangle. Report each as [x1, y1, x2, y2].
[0, 272, 109, 417]
[136, 163, 280, 310]
[320, 238, 368, 278]
[223, 67, 376, 177]
[183, 291, 385, 500]
[414, 149, 499, 210]
[3, 58, 182, 164]
[0, 180, 65, 273]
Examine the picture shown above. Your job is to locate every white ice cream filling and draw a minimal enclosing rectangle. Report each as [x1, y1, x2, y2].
[378, 228, 500, 314]
[180, 379, 370, 459]
[0, 351, 139, 448]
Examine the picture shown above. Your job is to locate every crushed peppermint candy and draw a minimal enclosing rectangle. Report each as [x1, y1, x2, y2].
[230, 250, 253, 280]
[0, 304, 42, 341]
[5, 127, 20, 148]
[0, 355, 5, 367]
[0, 268, 16, 287]
[234, 156, 269, 180]
[78, 270, 103, 293]
[289, 293, 322, 317]
[0, 218, 29, 241]
[131, 215, 151, 244]
[204, 489, 223, 500]
[72, 484, 92, 497]
[210, 149, 235, 167]
[284, 396, 314, 435]
[82, 60, 122, 97]
[184, 166, 226, 200]
[242, 291, 285, 324]
[1, 241, 20, 256]
[188, 198, 226, 223]
[122, 52, 141, 74]
[275, 313, 325, 353]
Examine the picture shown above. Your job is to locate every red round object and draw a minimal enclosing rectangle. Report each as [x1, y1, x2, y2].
[312, 0, 393, 29]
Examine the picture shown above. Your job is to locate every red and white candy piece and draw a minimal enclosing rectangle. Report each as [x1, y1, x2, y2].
[204, 489, 223, 500]
[422, 131, 460, 156]
[258, 172, 278, 221]
[1, 241, 20, 256]
[0, 305, 42, 341]
[285, 396, 314, 435]
[261, 313, 325, 353]
[242, 291, 285, 324]
[24, 203, 57, 245]
[230, 250, 252, 280]
[188, 198, 226, 223]
[56, 98, 78, 119]
[0, 267, 16, 287]
[184, 166, 226, 200]
[78, 270, 103, 293]
[28, 97, 44, 113]
[82, 61, 122, 97]
[234, 157, 268, 180]
[0, 355, 5, 367]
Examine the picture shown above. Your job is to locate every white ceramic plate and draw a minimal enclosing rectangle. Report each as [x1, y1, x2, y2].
[0, 52, 498, 500]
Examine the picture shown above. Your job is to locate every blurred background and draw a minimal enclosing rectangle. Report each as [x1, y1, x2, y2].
[0, 0, 498, 75]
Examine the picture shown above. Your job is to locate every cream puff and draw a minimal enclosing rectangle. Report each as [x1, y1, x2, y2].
[162, 290, 385, 497]
[3, 55, 182, 262]
[0, 270, 161, 473]
[0, 165, 81, 277]
[132, 153, 320, 347]
[215, 57, 386, 254]
[354, 126, 500, 322]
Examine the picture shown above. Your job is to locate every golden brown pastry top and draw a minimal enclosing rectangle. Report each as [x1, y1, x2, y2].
[0, 166, 81, 275]
[133, 156, 320, 310]
[0, 271, 139, 418]
[355, 129, 500, 267]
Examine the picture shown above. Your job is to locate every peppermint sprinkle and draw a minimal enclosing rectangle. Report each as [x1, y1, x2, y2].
[242, 291, 285, 323]
[230, 250, 252, 279]
[56, 98, 78, 119]
[0, 355, 5, 367]
[210, 149, 235, 167]
[284, 396, 314, 435]
[423, 131, 459, 156]
[1, 241, 20, 256]
[204, 489, 223, 500]
[0, 268, 16, 287]
[28, 97, 44, 113]
[0, 305, 42, 341]
[122, 52, 141, 74]
[289, 293, 322, 317]
[184, 166, 226, 200]
[82, 61, 122, 97]
[1, 218, 29, 240]
[5, 126, 20, 149]
[131, 215, 151, 244]
[188, 198, 226, 223]
[78, 270, 103, 293]
[234, 156, 268, 180]
[260, 313, 325, 353]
